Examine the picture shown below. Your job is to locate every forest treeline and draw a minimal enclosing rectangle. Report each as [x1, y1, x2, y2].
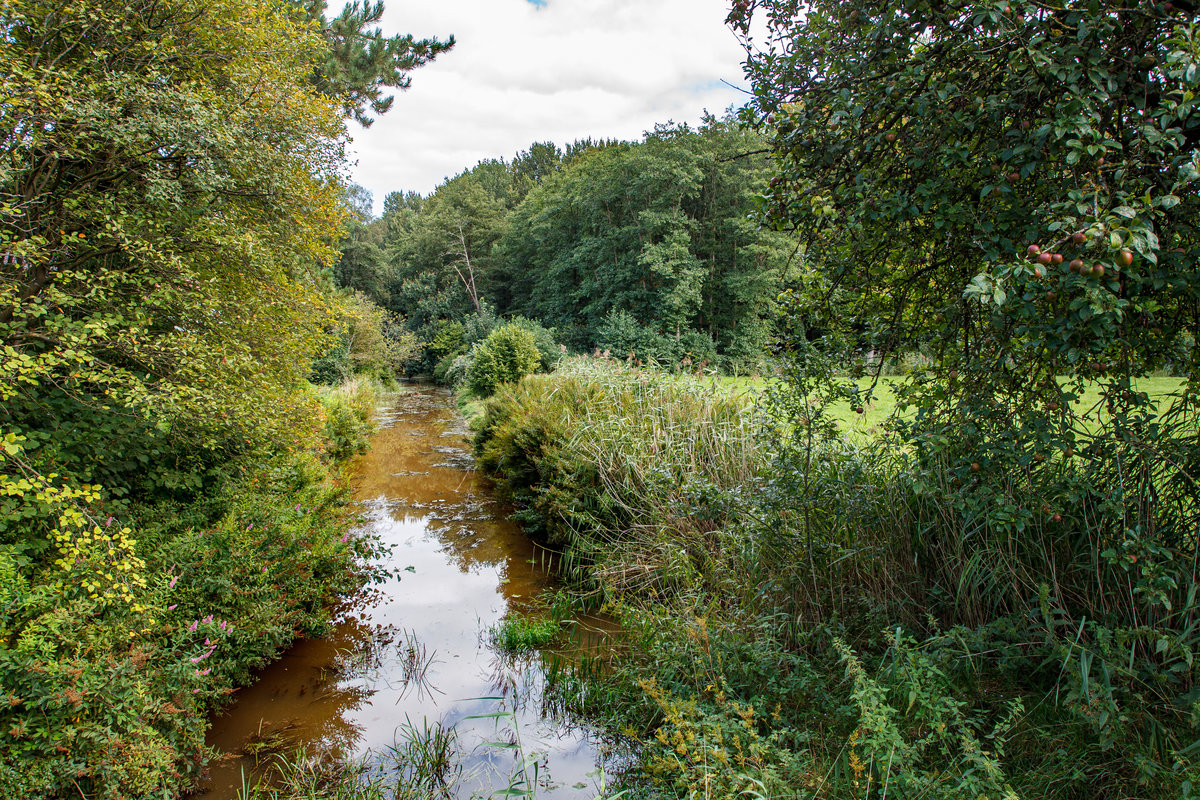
[333, 116, 795, 377]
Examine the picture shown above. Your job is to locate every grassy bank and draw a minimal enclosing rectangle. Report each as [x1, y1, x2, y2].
[473, 359, 1199, 799]
[0, 379, 381, 799]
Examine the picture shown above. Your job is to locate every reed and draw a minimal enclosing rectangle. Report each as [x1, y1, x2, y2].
[475, 357, 760, 599]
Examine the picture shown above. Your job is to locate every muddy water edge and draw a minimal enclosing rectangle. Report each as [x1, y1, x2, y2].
[192, 385, 620, 798]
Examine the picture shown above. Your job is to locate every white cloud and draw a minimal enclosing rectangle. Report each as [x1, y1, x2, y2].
[344, 0, 750, 214]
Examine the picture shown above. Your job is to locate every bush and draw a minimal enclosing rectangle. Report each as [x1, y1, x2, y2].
[505, 316, 563, 371]
[474, 359, 1200, 799]
[0, 447, 367, 799]
[427, 320, 467, 385]
[318, 379, 377, 461]
[474, 358, 757, 566]
[464, 324, 541, 398]
[443, 353, 474, 389]
[596, 308, 717, 369]
[311, 293, 420, 384]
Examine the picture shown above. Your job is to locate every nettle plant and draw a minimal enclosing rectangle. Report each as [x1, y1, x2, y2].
[733, 0, 1200, 620]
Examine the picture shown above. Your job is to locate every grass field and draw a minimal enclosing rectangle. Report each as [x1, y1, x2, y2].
[705, 374, 1189, 435]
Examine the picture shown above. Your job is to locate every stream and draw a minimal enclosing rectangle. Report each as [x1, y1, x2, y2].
[194, 385, 619, 798]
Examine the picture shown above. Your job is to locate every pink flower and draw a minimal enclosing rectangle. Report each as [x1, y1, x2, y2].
[195, 668, 211, 676]
[168, 575, 178, 589]
[246, 523, 253, 531]
[190, 646, 215, 663]
[167, 604, 177, 611]
[105, 516, 113, 527]
[188, 621, 198, 632]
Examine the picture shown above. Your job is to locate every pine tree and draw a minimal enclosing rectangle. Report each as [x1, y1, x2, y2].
[303, 0, 454, 126]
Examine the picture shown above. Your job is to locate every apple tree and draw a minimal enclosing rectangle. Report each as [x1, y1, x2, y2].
[733, 0, 1200, 783]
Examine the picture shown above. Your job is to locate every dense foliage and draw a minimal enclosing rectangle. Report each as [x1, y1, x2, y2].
[331, 119, 794, 374]
[731, 0, 1200, 582]
[476, 360, 1197, 799]
[469, 3, 1200, 797]
[464, 323, 541, 398]
[0, 0, 444, 794]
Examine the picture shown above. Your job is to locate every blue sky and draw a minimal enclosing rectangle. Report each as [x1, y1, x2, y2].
[345, 0, 749, 214]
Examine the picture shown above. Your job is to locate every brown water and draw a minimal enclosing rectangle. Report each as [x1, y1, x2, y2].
[194, 385, 618, 798]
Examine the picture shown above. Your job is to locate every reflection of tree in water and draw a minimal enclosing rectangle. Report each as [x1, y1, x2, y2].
[242, 617, 382, 765]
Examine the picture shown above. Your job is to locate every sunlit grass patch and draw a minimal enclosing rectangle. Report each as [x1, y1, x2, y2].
[489, 616, 560, 655]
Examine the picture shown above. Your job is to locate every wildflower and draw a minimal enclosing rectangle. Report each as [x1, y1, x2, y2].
[105, 516, 113, 527]
[246, 522, 253, 531]
[167, 604, 177, 611]
[190, 646, 215, 663]
[195, 668, 211, 676]
[168, 575, 178, 589]
[188, 620, 198, 632]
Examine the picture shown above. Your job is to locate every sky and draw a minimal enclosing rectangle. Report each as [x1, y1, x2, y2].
[344, 0, 751, 215]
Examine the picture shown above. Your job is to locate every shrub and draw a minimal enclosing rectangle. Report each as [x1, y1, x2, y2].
[312, 293, 420, 384]
[464, 324, 541, 398]
[0, 447, 367, 799]
[596, 308, 717, 369]
[427, 320, 467, 385]
[506, 316, 563, 371]
[443, 353, 474, 389]
[474, 358, 757, 575]
[474, 358, 1200, 799]
[318, 379, 376, 461]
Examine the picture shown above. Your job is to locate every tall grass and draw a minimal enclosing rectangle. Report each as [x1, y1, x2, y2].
[475, 357, 759, 596]
[473, 357, 1200, 799]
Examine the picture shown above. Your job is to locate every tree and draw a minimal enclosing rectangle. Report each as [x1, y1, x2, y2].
[493, 118, 790, 364]
[734, 0, 1200, 788]
[0, 0, 366, 792]
[332, 184, 392, 304]
[382, 166, 509, 344]
[302, 0, 454, 126]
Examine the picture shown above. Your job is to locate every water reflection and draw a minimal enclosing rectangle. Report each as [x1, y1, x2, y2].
[195, 386, 617, 799]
